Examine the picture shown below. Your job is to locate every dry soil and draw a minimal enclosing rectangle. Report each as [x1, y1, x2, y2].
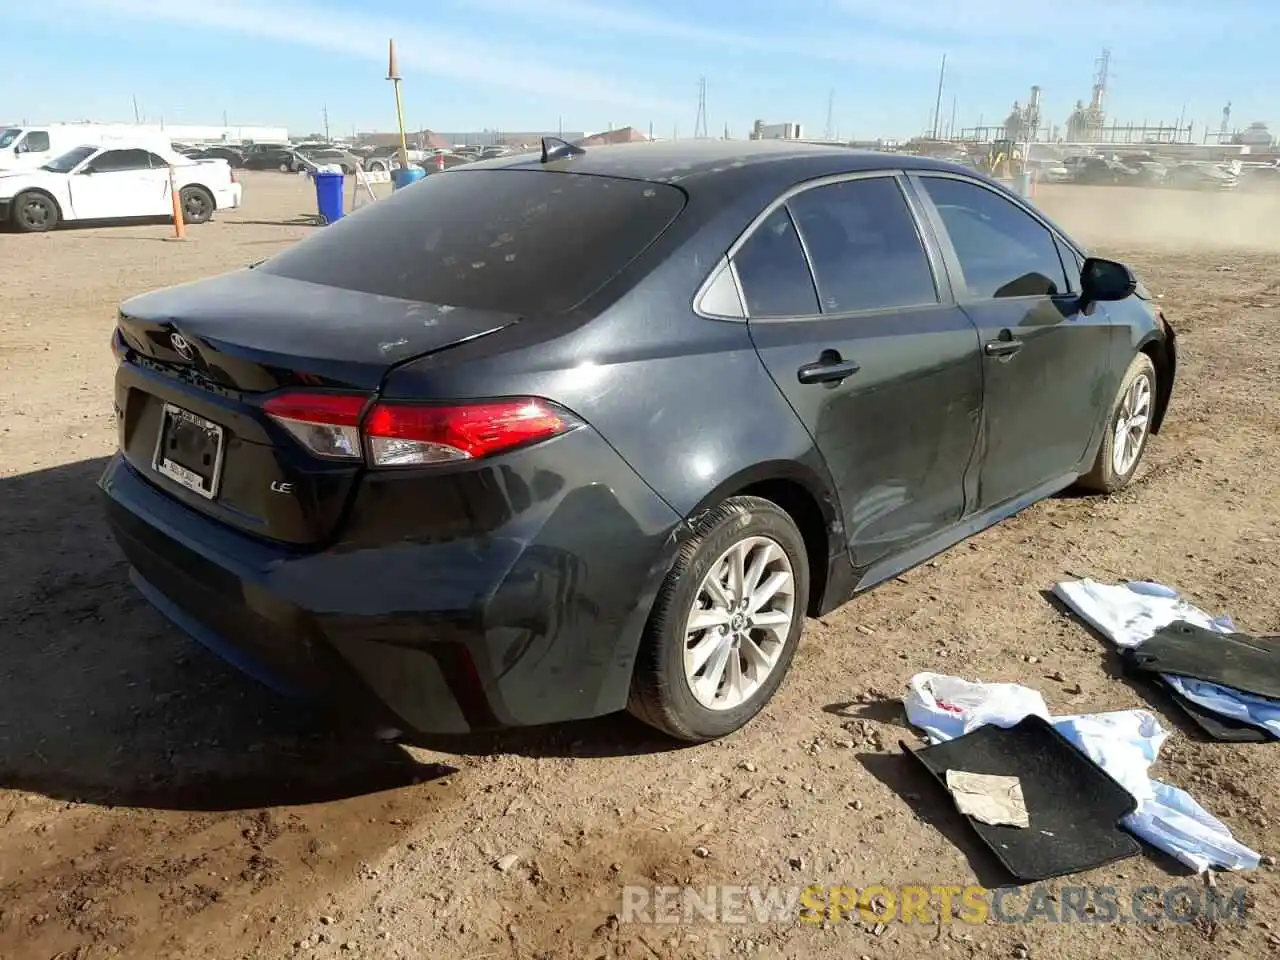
[1, 173, 1278, 960]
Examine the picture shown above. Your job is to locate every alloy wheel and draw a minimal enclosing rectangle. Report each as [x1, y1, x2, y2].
[1112, 373, 1152, 476]
[683, 536, 796, 711]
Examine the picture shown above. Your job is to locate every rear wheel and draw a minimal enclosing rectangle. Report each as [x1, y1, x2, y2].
[179, 186, 215, 224]
[12, 191, 59, 233]
[1077, 352, 1157, 493]
[628, 496, 809, 742]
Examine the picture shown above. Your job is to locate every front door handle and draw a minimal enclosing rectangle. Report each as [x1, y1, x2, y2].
[797, 357, 861, 384]
[984, 337, 1024, 358]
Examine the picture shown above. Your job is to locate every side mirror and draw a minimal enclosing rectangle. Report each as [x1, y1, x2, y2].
[1080, 257, 1136, 306]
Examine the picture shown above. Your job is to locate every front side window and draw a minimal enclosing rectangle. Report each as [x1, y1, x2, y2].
[787, 177, 938, 313]
[732, 207, 820, 319]
[25, 131, 50, 152]
[42, 146, 97, 173]
[89, 149, 158, 173]
[918, 176, 1069, 299]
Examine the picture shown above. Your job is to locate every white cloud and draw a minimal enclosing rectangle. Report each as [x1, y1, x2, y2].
[462, 0, 956, 68]
[38, 0, 685, 113]
[833, 0, 1277, 38]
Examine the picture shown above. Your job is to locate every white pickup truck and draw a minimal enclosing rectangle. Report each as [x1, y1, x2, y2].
[0, 141, 242, 233]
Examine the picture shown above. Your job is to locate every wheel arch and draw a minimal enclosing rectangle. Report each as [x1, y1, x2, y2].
[12, 187, 64, 219]
[678, 460, 844, 618]
[1137, 325, 1175, 435]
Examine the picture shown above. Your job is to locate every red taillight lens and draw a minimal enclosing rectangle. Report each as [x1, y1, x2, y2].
[365, 398, 574, 466]
[262, 393, 575, 466]
[263, 392, 367, 461]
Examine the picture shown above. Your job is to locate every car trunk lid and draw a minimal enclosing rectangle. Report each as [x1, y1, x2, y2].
[113, 268, 519, 545]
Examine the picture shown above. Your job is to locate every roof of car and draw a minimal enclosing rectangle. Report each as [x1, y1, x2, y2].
[463, 139, 978, 188]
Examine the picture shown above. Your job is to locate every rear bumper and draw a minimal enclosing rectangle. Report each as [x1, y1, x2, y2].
[214, 183, 243, 210]
[99, 429, 681, 735]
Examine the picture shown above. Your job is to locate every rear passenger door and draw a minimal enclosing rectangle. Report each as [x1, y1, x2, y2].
[911, 174, 1115, 512]
[733, 173, 984, 576]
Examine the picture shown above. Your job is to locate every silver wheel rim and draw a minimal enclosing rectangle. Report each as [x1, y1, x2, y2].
[1112, 373, 1152, 476]
[683, 535, 796, 711]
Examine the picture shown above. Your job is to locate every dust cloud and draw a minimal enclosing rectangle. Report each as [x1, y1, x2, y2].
[1035, 183, 1280, 252]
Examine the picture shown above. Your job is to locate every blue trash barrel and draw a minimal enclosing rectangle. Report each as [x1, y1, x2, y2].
[313, 171, 344, 224]
[393, 166, 426, 190]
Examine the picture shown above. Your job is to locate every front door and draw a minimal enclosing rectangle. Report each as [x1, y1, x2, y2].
[70, 148, 171, 220]
[735, 174, 984, 574]
[912, 174, 1117, 512]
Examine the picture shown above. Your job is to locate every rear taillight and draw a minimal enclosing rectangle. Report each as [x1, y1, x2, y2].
[263, 393, 366, 460]
[262, 393, 576, 466]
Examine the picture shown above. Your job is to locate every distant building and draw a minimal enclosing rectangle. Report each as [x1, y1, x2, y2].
[577, 126, 648, 146]
[750, 120, 803, 140]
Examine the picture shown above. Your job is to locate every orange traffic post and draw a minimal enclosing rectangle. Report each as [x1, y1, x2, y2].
[167, 164, 186, 241]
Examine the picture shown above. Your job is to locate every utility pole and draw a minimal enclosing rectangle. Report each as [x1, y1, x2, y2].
[132, 96, 141, 124]
[694, 77, 708, 139]
[387, 39, 410, 172]
[931, 54, 947, 140]
[949, 96, 957, 140]
[648, 120, 654, 140]
[824, 88, 835, 141]
[323, 105, 330, 141]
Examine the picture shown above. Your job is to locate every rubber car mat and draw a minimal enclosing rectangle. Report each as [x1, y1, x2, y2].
[1145, 673, 1276, 743]
[1118, 650, 1276, 743]
[1124, 620, 1280, 702]
[904, 715, 1141, 882]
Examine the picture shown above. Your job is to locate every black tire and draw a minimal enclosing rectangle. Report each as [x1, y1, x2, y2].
[628, 495, 810, 742]
[179, 186, 215, 224]
[12, 191, 59, 233]
[1076, 352, 1157, 493]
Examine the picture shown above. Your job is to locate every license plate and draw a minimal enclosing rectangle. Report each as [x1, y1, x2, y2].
[152, 403, 225, 500]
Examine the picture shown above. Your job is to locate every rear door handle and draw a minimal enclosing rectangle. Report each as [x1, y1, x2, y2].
[984, 338, 1024, 358]
[797, 358, 861, 384]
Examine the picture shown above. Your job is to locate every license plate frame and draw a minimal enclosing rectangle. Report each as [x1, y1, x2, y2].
[152, 402, 226, 500]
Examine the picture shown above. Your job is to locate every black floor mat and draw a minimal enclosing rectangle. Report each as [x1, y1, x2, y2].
[1125, 621, 1280, 701]
[905, 715, 1141, 882]
[1143, 671, 1276, 743]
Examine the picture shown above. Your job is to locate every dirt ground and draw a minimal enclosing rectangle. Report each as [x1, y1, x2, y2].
[1, 172, 1278, 960]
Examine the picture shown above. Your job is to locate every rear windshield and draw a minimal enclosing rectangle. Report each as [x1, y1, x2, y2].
[261, 169, 686, 314]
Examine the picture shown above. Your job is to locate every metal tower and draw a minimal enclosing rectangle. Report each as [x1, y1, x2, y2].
[1220, 102, 1232, 137]
[694, 77, 709, 139]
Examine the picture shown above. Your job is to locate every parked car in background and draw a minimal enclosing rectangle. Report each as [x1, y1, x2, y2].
[2, 142, 240, 232]
[1114, 155, 1168, 184]
[1064, 155, 1139, 185]
[1027, 158, 1071, 183]
[1166, 162, 1239, 190]
[301, 148, 362, 174]
[100, 140, 1175, 743]
[243, 148, 303, 172]
[188, 146, 247, 168]
[361, 145, 429, 173]
[0, 124, 174, 172]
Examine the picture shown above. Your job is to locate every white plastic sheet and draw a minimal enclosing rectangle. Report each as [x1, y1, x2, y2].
[1054, 579, 1280, 739]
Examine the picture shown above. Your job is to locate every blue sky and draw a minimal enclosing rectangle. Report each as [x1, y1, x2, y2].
[5, 0, 1277, 140]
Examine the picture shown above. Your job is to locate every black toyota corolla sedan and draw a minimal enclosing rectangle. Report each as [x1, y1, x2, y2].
[101, 139, 1177, 742]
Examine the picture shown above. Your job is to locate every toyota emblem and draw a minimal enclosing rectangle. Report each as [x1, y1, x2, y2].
[170, 333, 194, 360]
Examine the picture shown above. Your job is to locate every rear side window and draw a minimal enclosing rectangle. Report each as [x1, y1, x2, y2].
[262, 170, 686, 314]
[732, 207, 820, 318]
[919, 176, 1070, 299]
[788, 177, 938, 313]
